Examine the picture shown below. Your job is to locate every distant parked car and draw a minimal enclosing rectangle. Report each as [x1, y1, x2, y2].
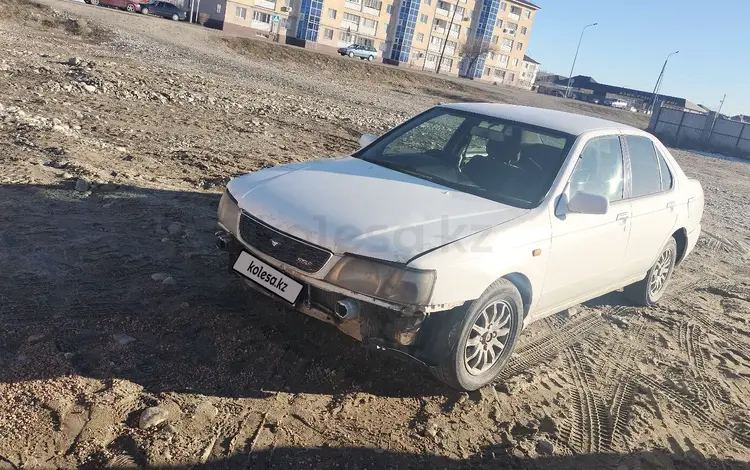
[86, 0, 142, 13]
[611, 100, 628, 109]
[337, 44, 378, 61]
[141, 1, 188, 20]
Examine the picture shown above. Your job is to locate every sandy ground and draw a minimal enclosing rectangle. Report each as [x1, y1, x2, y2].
[1, 0, 749, 469]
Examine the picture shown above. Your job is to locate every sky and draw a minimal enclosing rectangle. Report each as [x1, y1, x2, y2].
[526, 0, 748, 116]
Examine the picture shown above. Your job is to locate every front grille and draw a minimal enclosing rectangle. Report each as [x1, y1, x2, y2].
[239, 213, 332, 273]
[309, 286, 344, 313]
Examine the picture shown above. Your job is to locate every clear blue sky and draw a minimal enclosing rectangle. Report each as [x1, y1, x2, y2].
[527, 0, 747, 116]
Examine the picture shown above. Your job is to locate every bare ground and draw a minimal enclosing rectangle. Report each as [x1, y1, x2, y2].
[0, 1, 749, 469]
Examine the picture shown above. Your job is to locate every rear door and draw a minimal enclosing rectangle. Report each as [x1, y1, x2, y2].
[621, 134, 678, 277]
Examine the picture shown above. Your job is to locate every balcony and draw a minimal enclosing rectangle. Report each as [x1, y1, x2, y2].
[342, 20, 359, 31]
[359, 25, 377, 36]
[448, 28, 459, 39]
[432, 26, 447, 35]
[255, 0, 276, 10]
[345, 0, 362, 11]
[252, 19, 272, 30]
[435, 7, 450, 17]
[427, 42, 443, 53]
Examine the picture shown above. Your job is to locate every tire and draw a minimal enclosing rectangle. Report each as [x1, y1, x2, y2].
[419, 279, 524, 391]
[623, 237, 677, 306]
[367, 55, 374, 61]
[90, 0, 99, 5]
[141, 6, 149, 14]
[348, 52, 354, 58]
[172, 13, 179, 21]
[126, 3, 135, 11]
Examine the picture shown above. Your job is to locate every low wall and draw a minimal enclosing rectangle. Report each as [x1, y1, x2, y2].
[649, 104, 750, 159]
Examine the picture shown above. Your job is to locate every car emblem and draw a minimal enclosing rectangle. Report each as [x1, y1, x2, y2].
[270, 239, 280, 247]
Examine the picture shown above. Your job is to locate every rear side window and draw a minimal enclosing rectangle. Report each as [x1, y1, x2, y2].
[657, 151, 673, 190]
[625, 135, 661, 198]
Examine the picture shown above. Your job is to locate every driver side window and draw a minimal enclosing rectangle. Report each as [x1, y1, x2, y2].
[383, 114, 464, 156]
[569, 135, 624, 202]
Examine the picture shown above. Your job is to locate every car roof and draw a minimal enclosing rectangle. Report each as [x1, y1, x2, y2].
[438, 103, 640, 136]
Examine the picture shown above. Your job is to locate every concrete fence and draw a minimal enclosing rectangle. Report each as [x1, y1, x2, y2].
[648, 103, 750, 159]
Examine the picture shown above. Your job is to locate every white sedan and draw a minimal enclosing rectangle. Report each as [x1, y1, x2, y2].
[216, 104, 704, 391]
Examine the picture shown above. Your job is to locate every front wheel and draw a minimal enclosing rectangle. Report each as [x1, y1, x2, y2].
[419, 279, 524, 391]
[172, 13, 179, 20]
[348, 52, 354, 58]
[367, 55, 374, 61]
[141, 6, 149, 14]
[624, 237, 677, 306]
[126, 3, 136, 11]
[90, 0, 100, 5]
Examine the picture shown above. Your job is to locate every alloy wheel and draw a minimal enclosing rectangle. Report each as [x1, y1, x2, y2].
[649, 247, 673, 297]
[464, 300, 512, 375]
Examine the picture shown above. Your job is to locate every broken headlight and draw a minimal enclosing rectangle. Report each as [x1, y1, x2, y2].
[325, 256, 436, 305]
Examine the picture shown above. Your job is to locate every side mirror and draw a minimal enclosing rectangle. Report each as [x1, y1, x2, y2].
[567, 191, 609, 215]
[359, 133, 378, 148]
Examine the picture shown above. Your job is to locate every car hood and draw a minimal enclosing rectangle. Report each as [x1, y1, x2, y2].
[227, 157, 528, 263]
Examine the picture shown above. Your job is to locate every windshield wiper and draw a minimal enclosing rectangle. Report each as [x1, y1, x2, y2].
[360, 158, 433, 180]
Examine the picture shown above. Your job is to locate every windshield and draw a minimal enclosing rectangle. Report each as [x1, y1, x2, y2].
[354, 108, 575, 208]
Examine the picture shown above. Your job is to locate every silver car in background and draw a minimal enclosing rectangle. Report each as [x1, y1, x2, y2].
[337, 44, 379, 61]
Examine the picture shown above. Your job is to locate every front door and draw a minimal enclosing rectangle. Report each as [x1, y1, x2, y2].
[622, 135, 678, 277]
[538, 135, 631, 313]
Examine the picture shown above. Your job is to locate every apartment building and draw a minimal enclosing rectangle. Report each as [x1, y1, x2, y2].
[517, 54, 539, 90]
[210, 0, 539, 84]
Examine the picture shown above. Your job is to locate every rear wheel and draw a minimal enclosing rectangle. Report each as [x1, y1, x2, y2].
[90, 0, 99, 5]
[624, 237, 677, 306]
[172, 13, 179, 20]
[141, 6, 149, 14]
[367, 55, 374, 61]
[419, 279, 524, 391]
[348, 51, 354, 58]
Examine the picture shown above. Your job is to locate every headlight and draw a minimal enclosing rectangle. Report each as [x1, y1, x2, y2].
[325, 256, 436, 305]
[217, 188, 240, 233]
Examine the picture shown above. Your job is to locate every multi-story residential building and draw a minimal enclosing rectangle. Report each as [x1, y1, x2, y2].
[198, 0, 538, 84]
[517, 54, 539, 90]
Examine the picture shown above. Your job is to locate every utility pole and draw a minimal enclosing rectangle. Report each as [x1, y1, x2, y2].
[707, 94, 726, 143]
[649, 50, 679, 114]
[436, 1, 459, 74]
[564, 22, 597, 99]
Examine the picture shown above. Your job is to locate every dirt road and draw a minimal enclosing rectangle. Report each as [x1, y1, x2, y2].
[1, 0, 749, 468]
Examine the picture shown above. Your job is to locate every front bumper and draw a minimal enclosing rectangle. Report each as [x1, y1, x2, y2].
[216, 230, 429, 356]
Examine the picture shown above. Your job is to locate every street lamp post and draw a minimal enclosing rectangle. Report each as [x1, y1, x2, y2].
[649, 50, 679, 113]
[564, 22, 598, 99]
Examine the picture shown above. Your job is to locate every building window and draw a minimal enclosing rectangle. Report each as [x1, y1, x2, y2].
[420, 13, 428, 23]
[521, 26, 527, 35]
[384, 23, 389, 33]
[524, 9, 531, 18]
[491, 35, 498, 44]
[343, 12, 361, 24]
[521, 72, 526, 77]
[513, 57, 519, 67]
[324, 28, 334, 39]
[328, 8, 336, 19]
[488, 51, 495, 60]
[361, 18, 378, 29]
[363, 0, 382, 10]
[386, 3, 392, 13]
[235, 6, 246, 18]
[466, 27, 470, 36]
[430, 36, 443, 46]
[339, 31, 354, 42]
[510, 5, 521, 16]
[424, 0, 431, 5]
[216, 4, 221, 13]
[253, 11, 270, 22]
[417, 32, 424, 42]
[498, 54, 508, 66]
[467, 10, 472, 19]
[516, 41, 523, 50]
[500, 1, 507, 10]
[501, 38, 513, 49]
[496, 18, 503, 27]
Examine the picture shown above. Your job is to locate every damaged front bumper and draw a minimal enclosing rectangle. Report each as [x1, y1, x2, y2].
[216, 229, 435, 364]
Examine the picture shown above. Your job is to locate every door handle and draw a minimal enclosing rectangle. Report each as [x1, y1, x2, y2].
[616, 212, 629, 221]
[666, 201, 675, 210]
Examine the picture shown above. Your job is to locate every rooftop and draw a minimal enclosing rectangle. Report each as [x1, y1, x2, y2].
[523, 55, 540, 65]
[513, 0, 541, 10]
[440, 103, 638, 135]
